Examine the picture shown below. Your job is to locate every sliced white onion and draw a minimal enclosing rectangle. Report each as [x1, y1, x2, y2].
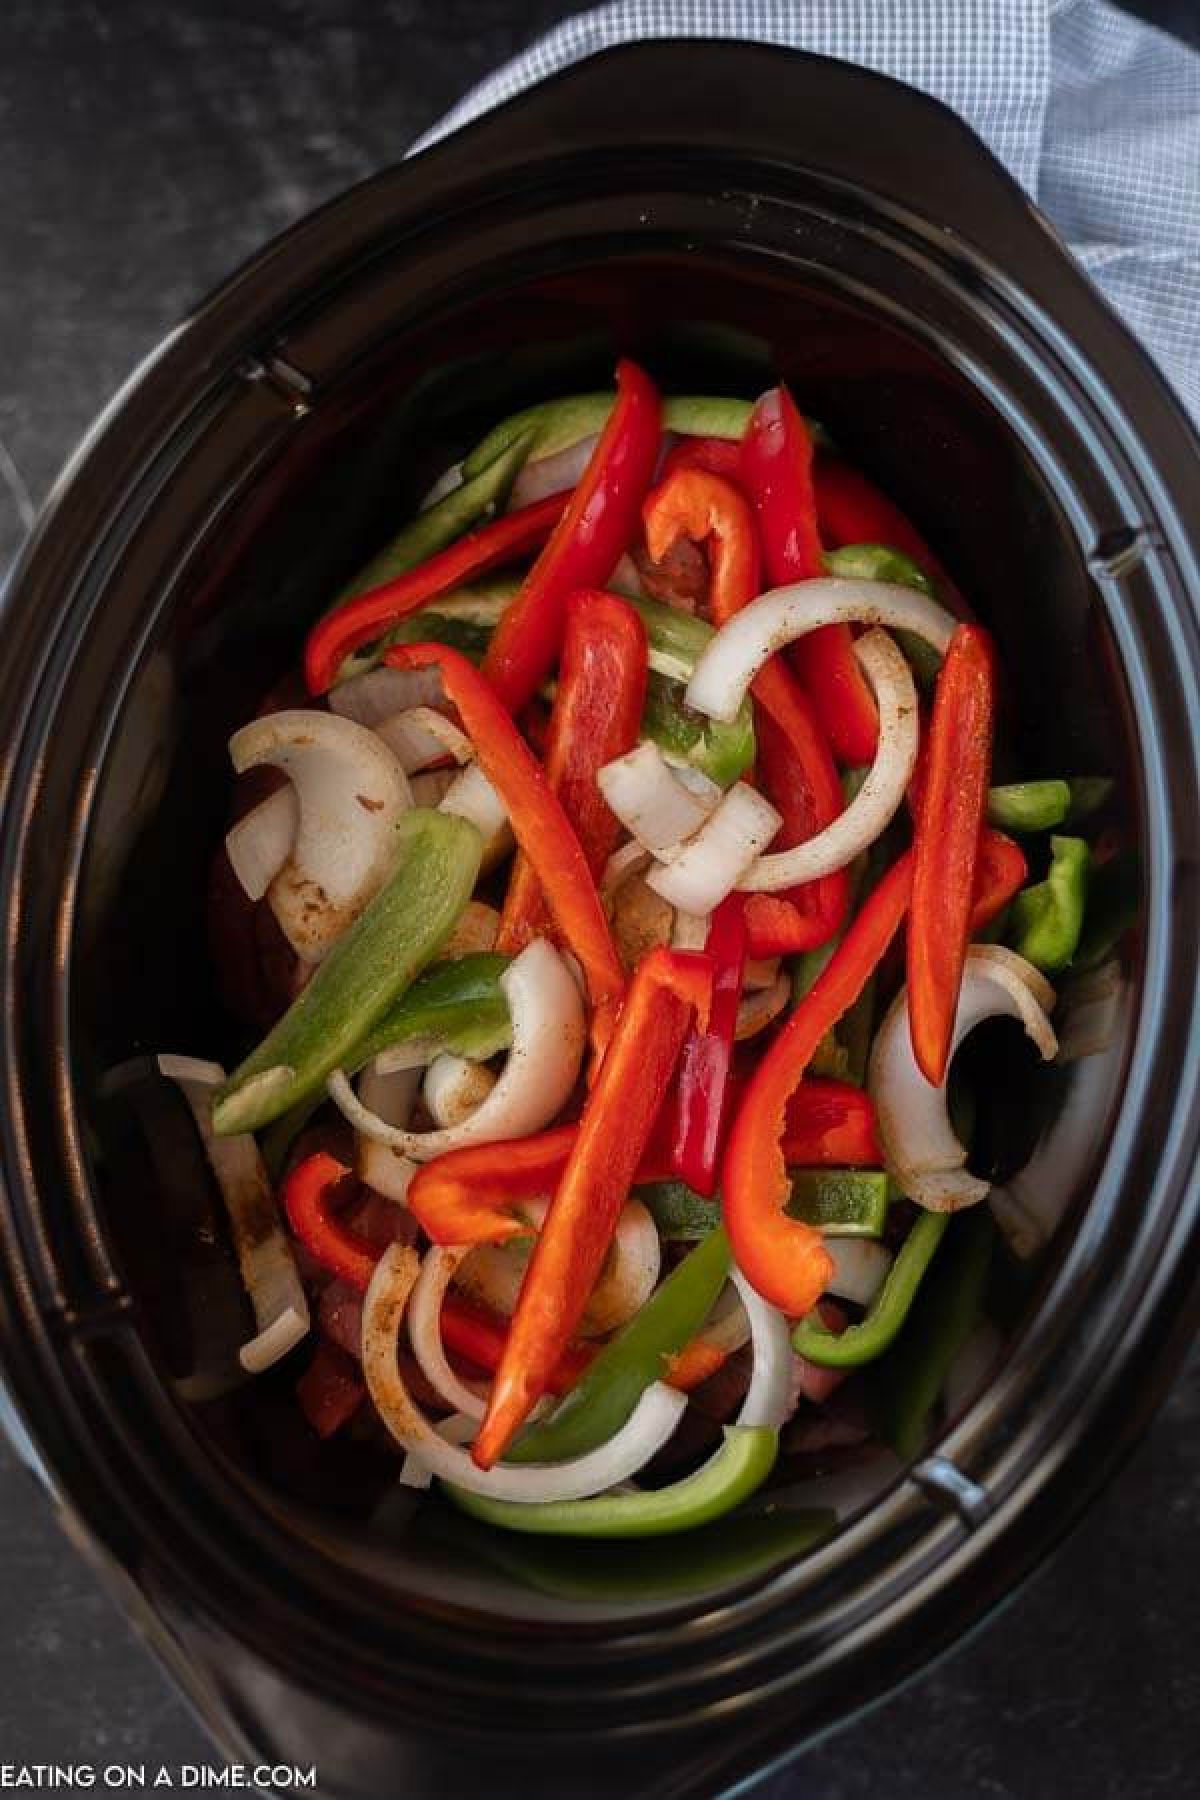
[423, 1054, 498, 1129]
[735, 971, 792, 1040]
[597, 742, 722, 862]
[156, 1054, 310, 1372]
[824, 1238, 894, 1308]
[420, 461, 464, 510]
[355, 1063, 420, 1203]
[363, 1244, 687, 1500]
[509, 433, 599, 508]
[329, 664, 444, 725]
[671, 909, 711, 951]
[373, 705, 473, 774]
[731, 1270, 794, 1429]
[438, 761, 513, 870]
[225, 786, 298, 902]
[693, 1282, 752, 1357]
[646, 782, 782, 915]
[869, 946, 1058, 1212]
[441, 899, 501, 958]
[330, 938, 585, 1162]
[601, 839, 653, 899]
[410, 768, 457, 808]
[455, 1197, 661, 1339]
[229, 710, 412, 963]
[399, 1412, 478, 1490]
[406, 1247, 487, 1419]
[687, 578, 957, 724]
[738, 631, 918, 891]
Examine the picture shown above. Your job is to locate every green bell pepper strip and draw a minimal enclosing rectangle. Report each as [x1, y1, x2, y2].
[446, 1425, 778, 1538]
[790, 1209, 950, 1367]
[986, 780, 1071, 834]
[870, 1208, 994, 1460]
[788, 1169, 891, 1238]
[641, 670, 755, 786]
[351, 951, 511, 1068]
[385, 611, 493, 664]
[1073, 848, 1138, 971]
[824, 543, 941, 688]
[1065, 775, 1114, 825]
[462, 394, 754, 481]
[213, 810, 483, 1135]
[505, 1227, 733, 1465]
[1011, 834, 1090, 972]
[636, 1180, 721, 1241]
[334, 434, 533, 607]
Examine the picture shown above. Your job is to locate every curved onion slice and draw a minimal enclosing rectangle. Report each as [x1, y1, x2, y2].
[509, 433, 599, 508]
[329, 664, 445, 725]
[407, 1247, 487, 1419]
[374, 705, 473, 774]
[439, 762, 513, 870]
[399, 1412, 479, 1490]
[601, 839, 653, 900]
[869, 946, 1058, 1212]
[456, 1196, 662, 1339]
[157, 1054, 310, 1372]
[410, 768, 458, 808]
[738, 631, 919, 890]
[355, 1063, 420, 1203]
[597, 742, 721, 862]
[229, 710, 412, 963]
[363, 1244, 687, 1500]
[692, 1281, 752, 1358]
[735, 971, 791, 1041]
[731, 1270, 794, 1429]
[671, 909, 711, 951]
[423, 1054, 498, 1129]
[824, 1238, 893, 1308]
[646, 782, 781, 915]
[224, 785, 299, 902]
[330, 938, 585, 1162]
[686, 578, 957, 724]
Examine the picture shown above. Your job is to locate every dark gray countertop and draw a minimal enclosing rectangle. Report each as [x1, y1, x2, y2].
[1, 3, 1198, 1794]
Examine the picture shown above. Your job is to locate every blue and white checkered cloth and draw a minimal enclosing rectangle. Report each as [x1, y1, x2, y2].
[420, 0, 1200, 426]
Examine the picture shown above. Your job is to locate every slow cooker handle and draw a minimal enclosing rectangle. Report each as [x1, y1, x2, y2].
[425, 38, 1050, 275]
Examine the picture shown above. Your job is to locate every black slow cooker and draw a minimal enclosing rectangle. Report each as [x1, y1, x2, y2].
[0, 41, 1198, 1798]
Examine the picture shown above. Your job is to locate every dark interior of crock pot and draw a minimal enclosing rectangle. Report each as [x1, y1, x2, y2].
[67, 248, 1139, 1622]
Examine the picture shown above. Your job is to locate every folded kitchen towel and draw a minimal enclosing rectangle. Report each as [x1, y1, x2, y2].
[418, 0, 1200, 425]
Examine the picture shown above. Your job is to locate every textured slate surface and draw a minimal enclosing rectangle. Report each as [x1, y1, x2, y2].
[0, 3, 1198, 1794]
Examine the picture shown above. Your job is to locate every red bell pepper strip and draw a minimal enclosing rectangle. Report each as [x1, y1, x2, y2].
[659, 435, 743, 483]
[282, 1151, 379, 1291]
[971, 829, 1027, 932]
[440, 1292, 596, 1399]
[669, 893, 749, 1197]
[482, 360, 662, 713]
[384, 643, 626, 1043]
[781, 1078, 882, 1167]
[741, 387, 879, 767]
[497, 589, 647, 954]
[722, 851, 914, 1315]
[304, 490, 566, 694]
[473, 948, 714, 1466]
[642, 466, 849, 955]
[908, 624, 997, 1084]
[812, 453, 969, 618]
[296, 1340, 364, 1438]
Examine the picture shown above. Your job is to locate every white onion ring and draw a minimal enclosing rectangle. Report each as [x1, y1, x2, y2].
[509, 433, 599, 508]
[225, 786, 298, 902]
[329, 939, 585, 1162]
[406, 1247, 487, 1419]
[455, 1197, 662, 1339]
[229, 710, 412, 963]
[363, 1244, 687, 1500]
[686, 578, 957, 724]
[597, 742, 721, 862]
[399, 1412, 478, 1490]
[738, 631, 918, 890]
[373, 705, 473, 774]
[734, 970, 791, 1040]
[156, 1055, 309, 1372]
[355, 1062, 420, 1202]
[691, 1281, 752, 1357]
[439, 762, 513, 870]
[329, 664, 445, 724]
[423, 1054, 498, 1129]
[731, 1270, 794, 1429]
[824, 1239, 893, 1308]
[869, 946, 1058, 1212]
[646, 782, 781, 915]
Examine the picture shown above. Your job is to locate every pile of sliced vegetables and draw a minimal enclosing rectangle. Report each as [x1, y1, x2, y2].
[157, 362, 1129, 1542]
